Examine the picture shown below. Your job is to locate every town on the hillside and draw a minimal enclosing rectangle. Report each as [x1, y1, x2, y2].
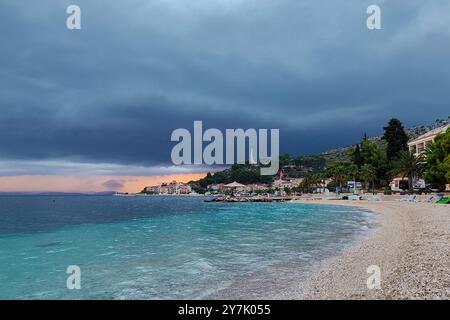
[134, 119, 450, 200]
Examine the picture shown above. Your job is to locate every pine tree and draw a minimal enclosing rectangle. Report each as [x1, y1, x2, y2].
[363, 132, 368, 141]
[354, 144, 363, 168]
[383, 118, 409, 160]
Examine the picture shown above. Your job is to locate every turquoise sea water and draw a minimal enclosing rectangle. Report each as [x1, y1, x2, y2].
[0, 196, 377, 299]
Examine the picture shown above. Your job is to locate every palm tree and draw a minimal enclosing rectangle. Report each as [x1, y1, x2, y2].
[391, 150, 425, 193]
[326, 162, 348, 189]
[299, 176, 311, 193]
[317, 172, 327, 193]
[360, 164, 376, 194]
[310, 174, 322, 191]
[345, 163, 359, 191]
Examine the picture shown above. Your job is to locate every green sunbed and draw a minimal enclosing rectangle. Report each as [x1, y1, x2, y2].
[436, 197, 450, 204]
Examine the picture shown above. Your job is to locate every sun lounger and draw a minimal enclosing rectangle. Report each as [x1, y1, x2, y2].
[422, 196, 435, 203]
[348, 194, 362, 201]
[397, 195, 417, 202]
[436, 197, 450, 204]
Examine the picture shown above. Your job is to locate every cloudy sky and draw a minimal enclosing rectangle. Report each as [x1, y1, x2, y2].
[0, 0, 449, 192]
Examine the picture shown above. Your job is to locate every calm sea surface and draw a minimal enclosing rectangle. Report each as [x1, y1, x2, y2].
[0, 196, 377, 299]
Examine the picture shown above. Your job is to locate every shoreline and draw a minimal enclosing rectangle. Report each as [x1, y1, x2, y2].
[209, 198, 450, 300]
[293, 199, 450, 299]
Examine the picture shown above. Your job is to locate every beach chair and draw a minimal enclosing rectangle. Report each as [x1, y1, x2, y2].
[436, 197, 450, 204]
[398, 195, 417, 202]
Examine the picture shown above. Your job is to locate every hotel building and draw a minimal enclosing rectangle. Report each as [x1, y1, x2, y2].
[144, 181, 192, 195]
[390, 124, 449, 191]
[408, 124, 449, 156]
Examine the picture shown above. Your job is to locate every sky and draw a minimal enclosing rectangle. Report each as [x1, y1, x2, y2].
[0, 0, 449, 192]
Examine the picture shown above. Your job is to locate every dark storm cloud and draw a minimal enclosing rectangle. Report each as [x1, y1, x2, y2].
[0, 0, 449, 174]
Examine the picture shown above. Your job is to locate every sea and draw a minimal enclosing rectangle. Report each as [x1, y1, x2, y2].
[0, 195, 377, 299]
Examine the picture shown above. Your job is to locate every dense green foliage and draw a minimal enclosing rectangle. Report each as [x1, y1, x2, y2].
[347, 138, 390, 188]
[424, 128, 450, 190]
[298, 174, 323, 193]
[360, 164, 376, 192]
[194, 164, 273, 191]
[353, 144, 363, 168]
[391, 150, 425, 192]
[279, 154, 327, 177]
[383, 118, 409, 160]
[325, 161, 349, 188]
[191, 119, 449, 194]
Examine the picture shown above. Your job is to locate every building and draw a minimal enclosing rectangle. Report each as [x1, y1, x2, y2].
[408, 124, 450, 156]
[144, 181, 192, 195]
[391, 124, 449, 191]
[245, 183, 269, 193]
[390, 177, 409, 192]
[272, 178, 303, 190]
[177, 183, 192, 194]
[207, 183, 225, 194]
[223, 181, 246, 193]
[144, 185, 160, 194]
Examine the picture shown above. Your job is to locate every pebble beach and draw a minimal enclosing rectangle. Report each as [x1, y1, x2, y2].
[297, 198, 450, 299]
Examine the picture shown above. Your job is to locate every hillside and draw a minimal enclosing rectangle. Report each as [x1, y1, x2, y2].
[320, 119, 450, 165]
[191, 118, 449, 190]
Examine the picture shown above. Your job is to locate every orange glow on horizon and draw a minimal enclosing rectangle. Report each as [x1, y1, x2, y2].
[0, 173, 207, 193]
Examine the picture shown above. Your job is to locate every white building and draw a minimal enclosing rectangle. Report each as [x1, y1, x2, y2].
[391, 124, 449, 191]
[408, 124, 449, 156]
[272, 178, 303, 189]
[144, 181, 191, 195]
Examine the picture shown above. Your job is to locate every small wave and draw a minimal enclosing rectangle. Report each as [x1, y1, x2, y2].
[35, 241, 63, 248]
[99, 251, 117, 256]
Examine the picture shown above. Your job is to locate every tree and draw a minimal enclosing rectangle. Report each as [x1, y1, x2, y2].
[299, 174, 321, 194]
[383, 118, 409, 160]
[196, 164, 273, 187]
[391, 150, 425, 193]
[424, 128, 450, 191]
[284, 186, 292, 196]
[363, 132, 368, 141]
[360, 139, 390, 187]
[310, 174, 322, 191]
[279, 154, 292, 167]
[351, 144, 363, 168]
[326, 161, 349, 189]
[345, 163, 359, 182]
[299, 176, 311, 193]
[360, 164, 376, 193]
[317, 172, 328, 193]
